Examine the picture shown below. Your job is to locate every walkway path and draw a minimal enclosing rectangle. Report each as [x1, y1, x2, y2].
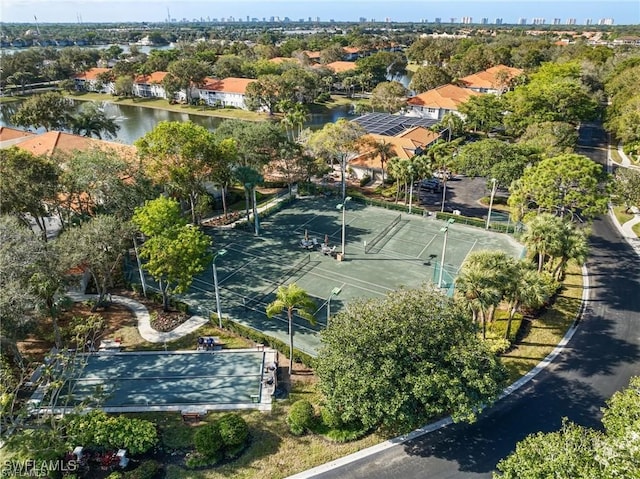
[66, 292, 209, 343]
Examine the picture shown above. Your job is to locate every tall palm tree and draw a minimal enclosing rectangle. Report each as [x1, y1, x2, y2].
[503, 263, 552, 340]
[366, 138, 395, 184]
[386, 156, 407, 204]
[551, 224, 589, 281]
[521, 213, 565, 273]
[233, 166, 263, 234]
[266, 283, 316, 375]
[69, 102, 120, 140]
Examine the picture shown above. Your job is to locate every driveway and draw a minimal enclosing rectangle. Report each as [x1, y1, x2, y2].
[302, 123, 640, 478]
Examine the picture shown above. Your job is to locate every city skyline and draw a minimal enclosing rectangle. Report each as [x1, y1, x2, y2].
[1, 0, 639, 25]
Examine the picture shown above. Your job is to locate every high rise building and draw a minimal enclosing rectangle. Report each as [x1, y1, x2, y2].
[585, 18, 593, 25]
[495, 18, 503, 25]
[598, 18, 614, 25]
[435, 17, 442, 23]
[553, 18, 561, 25]
[566, 18, 576, 25]
[518, 17, 527, 25]
[461, 16, 473, 24]
[481, 17, 489, 24]
[532, 18, 546, 25]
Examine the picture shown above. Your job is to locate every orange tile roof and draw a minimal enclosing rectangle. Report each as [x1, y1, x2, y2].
[351, 127, 440, 168]
[343, 46, 361, 54]
[458, 65, 524, 90]
[322, 61, 357, 73]
[74, 67, 111, 81]
[134, 71, 168, 84]
[14, 131, 135, 158]
[407, 84, 481, 109]
[302, 50, 322, 59]
[0, 126, 36, 142]
[200, 77, 255, 94]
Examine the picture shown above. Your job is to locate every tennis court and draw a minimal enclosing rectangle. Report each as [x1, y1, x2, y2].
[34, 349, 276, 414]
[130, 196, 524, 357]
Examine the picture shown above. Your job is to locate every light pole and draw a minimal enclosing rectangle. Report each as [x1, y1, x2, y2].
[438, 218, 455, 288]
[212, 249, 227, 328]
[327, 286, 342, 326]
[336, 196, 352, 257]
[486, 178, 497, 230]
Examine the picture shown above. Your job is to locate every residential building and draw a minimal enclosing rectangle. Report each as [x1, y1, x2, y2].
[320, 61, 357, 74]
[406, 84, 481, 120]
[349, 126, 441, 181]
[73, 67, 113, 93]
[193, 77, 255, 109]
[133, 71, 168, 98]
[458, 64, 524, 94]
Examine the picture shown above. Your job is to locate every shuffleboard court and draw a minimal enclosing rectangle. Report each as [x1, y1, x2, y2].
[35, 350, 277, 414]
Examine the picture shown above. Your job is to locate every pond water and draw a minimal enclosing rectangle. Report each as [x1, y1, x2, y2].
[0, 99, 352, 145]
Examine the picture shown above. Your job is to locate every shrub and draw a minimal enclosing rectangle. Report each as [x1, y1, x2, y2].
[359, 175, 371, 187]
[193, 423, 223, 458]
[320, 407, 344, 429]
[287, 399, 315, 436]
[123, 460, 160, 479]
[218, 414, 249, 448]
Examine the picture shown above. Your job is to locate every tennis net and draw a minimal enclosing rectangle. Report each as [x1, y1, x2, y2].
[365, 214, 402, 253]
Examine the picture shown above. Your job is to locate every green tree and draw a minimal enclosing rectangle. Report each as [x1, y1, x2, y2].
[508, 153, 609, 222]
[363, 137, 396, 183]
[234, 166, 263, 235]
[68, 101, 120, 140]
[495, 377, 640, 479]
[520, 213, 566, 273]
[307, 119, 366, 200]
[132, 198, 212, 311]
[517, 121, 578, 158]
[135, 121, 227, 224]
[355, 51, 406, 87]
[113, 75, 134, 97]
[409, 65, 451, 94]
[266, 283, 316, 375]
[370, 81, 408, 113]
[11, 91, 73, 131]
[57, 215, 134, 309]
[613, 168, 640, 213]
[458, 94, 505, 134]
[0, 147, 60, 240]
[317, 286, 506, 432]
[244, 74, 283, 114]
[166, 58, 211, 103]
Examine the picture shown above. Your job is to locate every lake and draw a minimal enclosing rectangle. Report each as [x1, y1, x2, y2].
[0, 100, 352, 145]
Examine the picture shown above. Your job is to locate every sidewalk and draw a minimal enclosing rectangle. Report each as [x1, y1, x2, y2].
[66, 292, 209, 343]
[611, 143, 640, 170]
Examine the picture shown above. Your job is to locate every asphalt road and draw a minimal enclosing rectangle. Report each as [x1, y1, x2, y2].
[311, 123, 640, 479]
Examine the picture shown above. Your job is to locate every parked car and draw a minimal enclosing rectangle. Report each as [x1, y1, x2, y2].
[433, 170, 451, 180]
[420, 178, 442, 192]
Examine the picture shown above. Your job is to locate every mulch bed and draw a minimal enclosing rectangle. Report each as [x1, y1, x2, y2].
[150, 310, 191, 332]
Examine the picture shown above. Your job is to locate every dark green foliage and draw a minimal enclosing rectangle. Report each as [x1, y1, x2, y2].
[317, 286, 508, 433]
[123, 460, 160, 479]
[217, 414, 249, 447]
[359, 175, 371, 187]
[193, 422, 224, 458]
[287, 399, 316, 435]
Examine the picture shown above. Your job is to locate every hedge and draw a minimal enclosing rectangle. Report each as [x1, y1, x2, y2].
[435, 211, 521, 234]
[349, 192, 426, 216]
[221, 317, 316, 368]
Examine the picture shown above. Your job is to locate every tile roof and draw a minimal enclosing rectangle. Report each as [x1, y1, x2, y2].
[350, 127, 440, 168]
[342, 46, 361, 54]
[0, 126, 36, 142]
[74, 67, 111, 81]
[302, 50, 322, 59]
[322, 61, 357, 73]
[13, 131, 135, 158]
[134, 71, 168, 84]
[458, 65, 524, 90]
[199, 77, 255, 94]
[407, 84, 481, 110]
[268, 57, 302, 64]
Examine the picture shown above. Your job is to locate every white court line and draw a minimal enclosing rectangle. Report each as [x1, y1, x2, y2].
[417, 234, 438, 259]
[309, 266, 394, 294]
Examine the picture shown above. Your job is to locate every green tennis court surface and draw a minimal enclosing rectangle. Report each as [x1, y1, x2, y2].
[128, 196, 524, 357]
[48, 350, 275, 413]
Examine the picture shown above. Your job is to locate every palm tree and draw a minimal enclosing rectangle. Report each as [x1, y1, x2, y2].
[266, 283, 316, 375]
[233, 166, 263, 234]
[550, 224, 589, 281]
[503, 263, 552, 340]
[386, 156, 407, 204]
[69, 102, 120, 140]
[456, 251, 510, 339]
[521, 214, 565, 273]
[366, 138, 395, 184]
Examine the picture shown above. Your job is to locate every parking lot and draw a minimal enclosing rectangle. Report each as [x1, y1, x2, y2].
[419, 175, 506, 218]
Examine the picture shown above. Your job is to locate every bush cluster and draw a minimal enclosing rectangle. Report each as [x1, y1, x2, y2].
[186, 414, 249, 469]
[287, 400, 316, 435]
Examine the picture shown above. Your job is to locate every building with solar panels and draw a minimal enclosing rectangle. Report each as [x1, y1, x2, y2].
[348, 113, 444, 182]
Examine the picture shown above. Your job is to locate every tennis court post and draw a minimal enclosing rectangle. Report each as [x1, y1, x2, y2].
[336, 196, 352, 258]
[212, 249, 227, 328]
[438, 218, 455, 288]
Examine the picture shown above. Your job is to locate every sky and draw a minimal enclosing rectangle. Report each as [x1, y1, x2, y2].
[1, 0, 639, 25]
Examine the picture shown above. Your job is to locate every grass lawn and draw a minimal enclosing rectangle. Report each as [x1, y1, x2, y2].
[500, 263, 583, 382]
[633, 222, 640, 237]
[610, 146, 623, 164]
[613, 205, 635, 227]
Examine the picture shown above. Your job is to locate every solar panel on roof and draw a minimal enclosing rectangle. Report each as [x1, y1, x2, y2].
[352, 113, 439, 136]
